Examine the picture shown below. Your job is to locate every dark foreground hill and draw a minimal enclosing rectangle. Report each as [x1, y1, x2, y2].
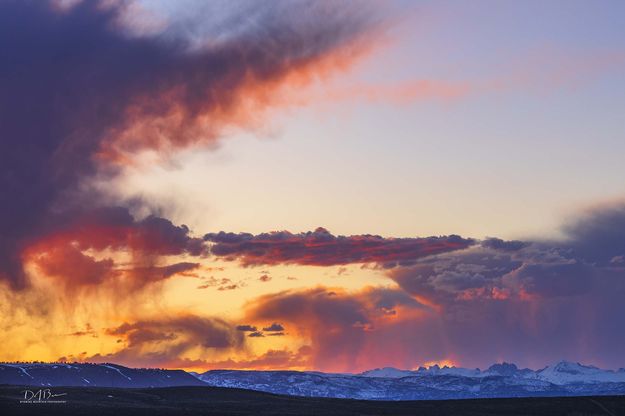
[1, 385, 624, 416]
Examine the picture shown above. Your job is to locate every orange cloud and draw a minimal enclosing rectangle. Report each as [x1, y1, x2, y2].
[21, 207, 204, 290]
[95, 3, 388, 166]
[202, 347, 312, 371]
[243, 286, 438, 372]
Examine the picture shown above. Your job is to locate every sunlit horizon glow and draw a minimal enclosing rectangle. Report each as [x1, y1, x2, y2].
[1, 0, 625, 374]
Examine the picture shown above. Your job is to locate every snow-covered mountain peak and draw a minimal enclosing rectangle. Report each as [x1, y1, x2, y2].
[485, 362, 519, 376]
[552, 360, 596, 373]
[536, 361, 625, 385]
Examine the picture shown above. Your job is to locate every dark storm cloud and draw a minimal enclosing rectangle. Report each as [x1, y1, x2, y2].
[204, 227, 474, 267]
[34, 207, 206, 256]
[262, 323, 284, 332]
[0, 0, 382, 287]
[383, 203, 625, 369]
[509, 262, 595, 297]
[562, 203, 625, 265]
[481, 237, 528, 252]
[236, 325, 258, 332]
[123, 262, 201, 284]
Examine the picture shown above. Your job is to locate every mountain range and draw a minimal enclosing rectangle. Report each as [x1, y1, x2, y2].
[1, 361, 624, 400]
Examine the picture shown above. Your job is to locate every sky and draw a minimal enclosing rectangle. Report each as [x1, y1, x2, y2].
[1, 0, 625, 373]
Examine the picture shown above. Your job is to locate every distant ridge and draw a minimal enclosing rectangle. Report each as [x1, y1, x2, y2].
[359, 360, 625, 383]
[1, 361, 624, 400]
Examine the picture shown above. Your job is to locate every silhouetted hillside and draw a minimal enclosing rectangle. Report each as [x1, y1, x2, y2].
[1, 385, 625, 416]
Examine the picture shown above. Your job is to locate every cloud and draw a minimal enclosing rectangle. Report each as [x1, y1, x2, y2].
[561, 202, 625, 265]
[244, 286, 431, 372]
[508, 262, 595, 298]
[0, 0, 385, 288]
[109, 316, 243, 349]
[481, 237, 528, 252]
[79, 315, 245, 368]
[262, 323, 284, 332]
[21, 207, 204, 289]
[18, 201, 625, 371]
[204, 346, 312, 370]
[383, 204, 625, 369]
[26, 242, 200, 291]
[236, 203, 625, 371]
[205, 227, 474, 267]
[124, 262, 201, 284]
[236, 325, 257, 332]
[67, 323, 98, 338]
[217, 284, 239, 291]
[198, 280, 242, 292]
[31, 245, 117, 287]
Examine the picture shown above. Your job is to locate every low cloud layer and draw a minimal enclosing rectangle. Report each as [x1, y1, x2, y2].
[205, 227, 474, 267]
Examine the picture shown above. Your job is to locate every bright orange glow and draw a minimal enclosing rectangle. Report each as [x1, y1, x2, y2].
[419, 359, 456, 369]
